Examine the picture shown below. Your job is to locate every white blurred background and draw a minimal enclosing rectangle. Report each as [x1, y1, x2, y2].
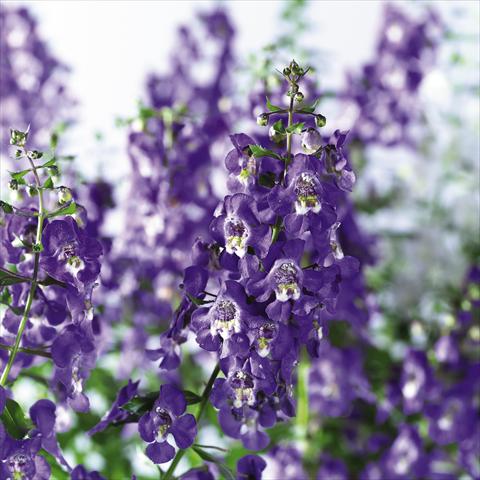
[3, 1, 478, 180]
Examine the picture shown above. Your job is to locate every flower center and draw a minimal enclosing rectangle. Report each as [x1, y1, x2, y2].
[230, 370, 255, 408]
[238, 156, 257, 184]
[257, 322, 276, 357]
[212, 299, 240, 339]
[273, 261, 301, 302]
[294, 172, 321, 214]
[8, 453, 30, 478]
[224, 216, 249, 258]
[154, 407, 172, 439]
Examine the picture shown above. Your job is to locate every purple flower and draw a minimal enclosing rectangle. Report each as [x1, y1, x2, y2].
[210, 193, 270, 258]
[316, 455, 348, 480]
[400, 350, 433, 414]
[0, 437, 50, 480]
[71, 465, 106, 480]
[236, 454, 266, 480]
[191, 281, 250, 358]
[40, 217, 102, 290]
[51, 324, 97, 412]
[381, 425, 426, 479]
[138, 384, 197, 464]
[264, 445, 308, 480]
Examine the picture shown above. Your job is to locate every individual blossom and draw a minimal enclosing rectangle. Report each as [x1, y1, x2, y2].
[264, 445, 308, 480]
[316, 455, 349, 480]
[210, 193, 271, 258]
[40, 216, 103, 291]
[70, 465, 107, 480]
[381, 425, 426, 480]
[400, 349, 433, 414]
[191, 280, 251, 358]
[301, 127, 322, 154]
[236, 454, 267, 480]
[138, 384, 197, 464]
[50, 324, 97, 412]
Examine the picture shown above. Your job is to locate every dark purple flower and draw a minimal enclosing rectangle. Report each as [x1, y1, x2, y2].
[71, 465, 106, 480]
[191, 281, 250, 358]
[0, 436, 50, 480]
[138, 384, 197, 464]
[400, 350, 433, 414]
[210, 193, 270, 258]
[51, 324, 97, 412]
[40, 217, 102, 290]
[236, 454, 266, 480]
[316, 455, 348, 480]
[381, 425, 426, 479]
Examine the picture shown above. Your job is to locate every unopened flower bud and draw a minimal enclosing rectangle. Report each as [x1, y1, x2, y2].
[257, 113, 269, 127]
[10, 129, 28, 147]
[315, 114, 327, 128]
[27, 150, 43, 160]
[58, 186, 72, 204]
[301, 128, 322, 154]
[9, 179, 18, 190]
[268, 126, 285, 144]
[295, 92, 304, 102]
[283, 67, 291, 76]
[33, 242, 43, 253]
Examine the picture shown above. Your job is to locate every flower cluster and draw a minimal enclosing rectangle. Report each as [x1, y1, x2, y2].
[97, 8, 237, 378]
[146, 61, 359, 460]
[0, 6, 73, 157]
[0, 129, 104, 474]
[344, 3, 442, 146]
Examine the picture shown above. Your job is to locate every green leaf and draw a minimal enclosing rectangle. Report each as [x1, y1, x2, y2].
[47, 201, 77, 219]
[271, 119, 285, 134]
[40, 450, 69, 480]
[121, 392, 158, 416]
[0, 201, 14, 214]
[43, 177, 54, 189]
[38, 275, 67, 288]
[249, 144, 282, 160]
[9, 169, 31, 182]
[192, 446, 235, 480]
[286, 122, 305, 134]
[300, 98, 320, 113]
[0, 399, 32, 439]
[41, 157, 57, 168]
[266, 97, 284, 113]
[186, 292, 212, 306]
[0, 267, 31, 287]
[183, 390, 202, 405]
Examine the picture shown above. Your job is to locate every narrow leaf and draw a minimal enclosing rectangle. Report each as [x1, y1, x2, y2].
[47, 202, 77, 219]
[0, 267, 31, 287]
[192, 446, 235, 480]
[249, 145, 282, 161]
[286, 122, 305, 134]
[266, 97, 284, 113]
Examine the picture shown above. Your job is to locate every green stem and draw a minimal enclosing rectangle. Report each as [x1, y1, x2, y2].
[163, 363, 220, 480]
[0, 343, 52, 359]
[0, 152, 45, 387]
